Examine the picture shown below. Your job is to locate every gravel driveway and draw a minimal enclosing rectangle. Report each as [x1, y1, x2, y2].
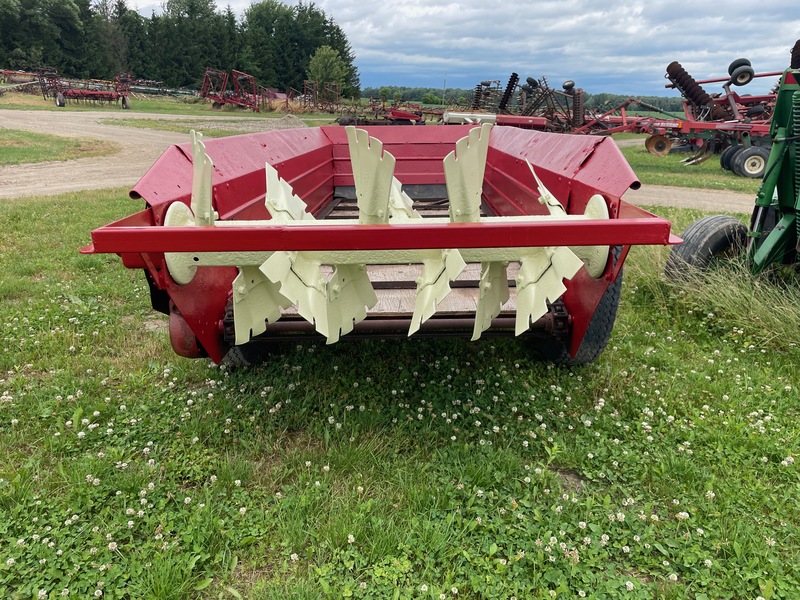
[0, 109, 757, 214]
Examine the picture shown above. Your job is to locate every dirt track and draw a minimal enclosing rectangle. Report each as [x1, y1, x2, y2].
[0, 109, 756, 214]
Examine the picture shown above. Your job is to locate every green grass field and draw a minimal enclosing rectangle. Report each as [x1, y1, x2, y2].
[619, 142, 761, 194]
[0, 127, 119, 165]
[1, 184, 798, 599]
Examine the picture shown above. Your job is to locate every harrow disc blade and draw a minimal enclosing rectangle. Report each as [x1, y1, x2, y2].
[644, 134, 672, 157]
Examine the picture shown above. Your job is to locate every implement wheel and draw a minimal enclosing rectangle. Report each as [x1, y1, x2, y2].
[728, 58, 752, 75]
[729, 65, 755, 87]
[732, 146, 769, 178]
[664, 215, 747, 280]
[121, 96, 131, 110]
[645, 134, 672, 157]
[55, 93, 65, 108]
[534, 247, 623, 366]
[719, 145, 741, 171]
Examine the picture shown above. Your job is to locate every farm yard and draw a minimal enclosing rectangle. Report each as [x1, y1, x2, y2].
[1, 90, 799, 600]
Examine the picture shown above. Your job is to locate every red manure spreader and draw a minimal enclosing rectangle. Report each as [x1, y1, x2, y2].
[83, 124, 677, 365]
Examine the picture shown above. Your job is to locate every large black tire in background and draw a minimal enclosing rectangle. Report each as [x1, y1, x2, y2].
[121, 96, 131, 110]
[664, 215, 748, 280]
[55, 93, 65, 107]
[732, 146, 769, 178]
[719, 145, 740, 171]
[727, 58, 752, 75]
[534, 247, 623, 366]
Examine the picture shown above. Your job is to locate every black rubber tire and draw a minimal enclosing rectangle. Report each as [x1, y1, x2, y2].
[222, 339, 293, 368]
[121, 96, 131, 110]
[729, 65, 755, 87]
[727, 58, 752, 76]
[222, 343, 269, 368]
[664, 215, 748, 280]
[719, 145, 740, 171]
[55, 93, 65, 107]
[732, 146, 769, 178]
[748, 204, 779, 252]
[534, 247, 623, 366]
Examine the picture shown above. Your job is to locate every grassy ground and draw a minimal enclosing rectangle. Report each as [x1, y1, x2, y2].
[0, 91, 340, 123]
[618, 141, 761, 195]
[1, 189, 798, 599]
[97, 116, 337, 138]
[0, 127, 119, 165]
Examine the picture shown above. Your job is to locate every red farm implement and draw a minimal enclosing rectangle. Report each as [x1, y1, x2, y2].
[666, 40, 800, 279]
[199, 67, 266, 112]
[38, 70, 132, 109]
[337, 107, 425, 126]
[638, 58, 782, 177]
[83, 124, 677, 366]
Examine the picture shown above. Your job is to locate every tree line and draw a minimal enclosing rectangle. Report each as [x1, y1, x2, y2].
[0, 0, 360, 95]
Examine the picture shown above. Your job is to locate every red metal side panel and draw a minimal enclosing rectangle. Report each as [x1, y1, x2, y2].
[323, 125, 474, 187]
[481, 127, 641, 357]
[488, 127, 639, 199]
[129, 127, 335, 223]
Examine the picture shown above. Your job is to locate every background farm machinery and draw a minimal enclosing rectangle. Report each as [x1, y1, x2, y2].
[445, 74, 587, 131]
[199, 67, 284, 112]
[337, 98, 425, 126]
[667, 40, 800, 277]
[445, 74, 678, 138]
[639, 58, 782, 177]
[37, 70, 132, 109]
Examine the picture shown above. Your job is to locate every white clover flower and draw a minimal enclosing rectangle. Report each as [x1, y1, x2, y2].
[107, 542, 117, 551]
[419, 584, 428, 592]
[6, 558, 15, 566]
[184, 497, 191, 504]
[239, 507, 247, 515]
[290, 553, 299, 562]
[347, 534, 355, 544]
[625, 581, 634, 591]
[668, 573, 678, 582]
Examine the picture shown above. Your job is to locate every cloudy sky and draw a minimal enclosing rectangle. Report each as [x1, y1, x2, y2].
[138, 0, 800, 97]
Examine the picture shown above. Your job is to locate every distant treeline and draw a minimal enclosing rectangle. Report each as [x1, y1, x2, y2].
[0, 0, 359, 94]
[362, 86, 684, 112]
